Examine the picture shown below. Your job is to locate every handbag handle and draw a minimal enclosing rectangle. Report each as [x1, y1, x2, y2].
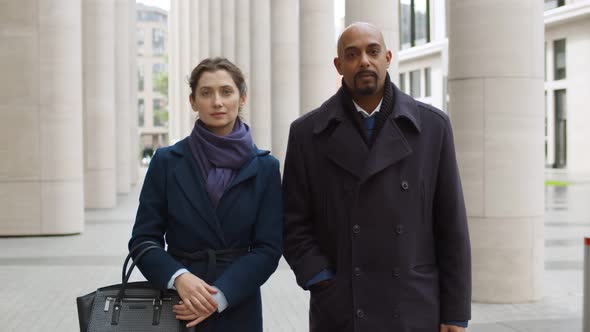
[122, 240, 162, 282]
[116, 242, 163, 301]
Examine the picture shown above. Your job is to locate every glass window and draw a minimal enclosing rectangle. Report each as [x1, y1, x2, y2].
[153, 99, 168, 127]
[152, 28, 165, 55]
[137, 28, 144, 49]
[400, 0, 412, 50]
[399, 73, 406, 92]
[544, 0, 565, 11]
[554, 89, 567, 168]
[410, 69, 421, 97]
[424, 67, 431, 97]
[138, 99, 145, 127]
[152, 63, 167, 94]
[544, 42, 547, 81]
[414, 0, 429, 47]
[138, 10, 167, 23]
[554, 39, 566, 80]
[138, 66, 144, 91]
[399, 0, 430, 50]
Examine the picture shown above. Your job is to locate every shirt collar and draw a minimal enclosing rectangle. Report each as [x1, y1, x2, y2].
[353, 99, 383, 118]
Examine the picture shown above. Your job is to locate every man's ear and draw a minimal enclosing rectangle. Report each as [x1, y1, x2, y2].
[334, 57, 343, 75]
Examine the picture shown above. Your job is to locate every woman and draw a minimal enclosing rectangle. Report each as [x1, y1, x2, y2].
[129, 57, 282, 331]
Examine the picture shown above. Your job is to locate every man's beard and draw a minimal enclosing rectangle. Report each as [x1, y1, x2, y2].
[353, 71, 378, 96]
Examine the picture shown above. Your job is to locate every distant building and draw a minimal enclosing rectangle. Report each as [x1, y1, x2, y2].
[399, 0, 590, 175]
[137, 3, 169, 157]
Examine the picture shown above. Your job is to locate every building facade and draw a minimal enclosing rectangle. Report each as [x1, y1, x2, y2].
[137, 3, 169, 158]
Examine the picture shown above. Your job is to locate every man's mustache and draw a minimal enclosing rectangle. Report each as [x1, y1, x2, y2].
[354, 70, 377, 81]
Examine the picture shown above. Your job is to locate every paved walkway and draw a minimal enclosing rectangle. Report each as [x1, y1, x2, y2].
[0, 169, 587, 331]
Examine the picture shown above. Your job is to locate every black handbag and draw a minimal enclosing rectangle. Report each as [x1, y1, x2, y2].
[76, 241, 185, 332]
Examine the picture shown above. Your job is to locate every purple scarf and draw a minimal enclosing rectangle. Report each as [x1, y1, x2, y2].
[188, 119, 253, 207]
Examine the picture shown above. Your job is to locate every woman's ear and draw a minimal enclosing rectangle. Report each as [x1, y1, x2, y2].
[239, 94, 246, 108]
[189, 94, 197, 113]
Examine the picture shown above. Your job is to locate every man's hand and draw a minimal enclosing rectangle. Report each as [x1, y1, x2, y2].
[173, 300, 216, 328]
[173, 272, 218, 316]
[440, 324, 466, 332]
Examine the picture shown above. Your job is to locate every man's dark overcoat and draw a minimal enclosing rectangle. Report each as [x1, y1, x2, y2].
[282, 82, 471, 332]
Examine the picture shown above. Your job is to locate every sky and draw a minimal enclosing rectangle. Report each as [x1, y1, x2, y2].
[137, 0, 169, 11]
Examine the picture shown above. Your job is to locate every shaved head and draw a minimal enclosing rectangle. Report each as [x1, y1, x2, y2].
[337, 22, 388, 57]
[334, 21, 392, 101]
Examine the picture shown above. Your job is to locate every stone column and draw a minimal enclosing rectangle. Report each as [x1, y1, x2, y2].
[189, 0, 200, 67]
[249, 0, 272, 150]
[221, 0, 236, 61]
[300, 0, 337, 114]
[271, 0, 300, 164]
[209, 0, 222, 57]
[448, 0, 545, 302]
[345, 0, 399, 82]
[179, 0, 193, 137]
[0, 0, 84, 235]
[168, 0, 181, 143]
[236, 0, 251, 124]
[83, 0, 117, 208]
[199, 0, 210, 59]
[115, 0, 131, 194]
[129, 0, 139, 184]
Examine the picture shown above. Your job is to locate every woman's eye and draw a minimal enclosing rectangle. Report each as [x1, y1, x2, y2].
[223, 89, 233, 95]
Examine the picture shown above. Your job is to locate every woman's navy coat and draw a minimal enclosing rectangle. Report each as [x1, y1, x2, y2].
[129, 137, 283, 332]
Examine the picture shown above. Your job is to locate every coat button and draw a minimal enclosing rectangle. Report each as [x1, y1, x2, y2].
[352, 224, 360, 234]
[395, 224, 404, 235]
[356, 309, 365, 318]
[392, 268, 400, 277]
[353, 267, 361, 277]
[401, 181, 409, 190]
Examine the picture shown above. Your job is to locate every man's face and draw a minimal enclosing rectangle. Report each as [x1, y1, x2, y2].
[334, 24, 392, 96]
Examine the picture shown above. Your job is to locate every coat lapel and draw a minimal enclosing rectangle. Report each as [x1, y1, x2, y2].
[325, 120, 369, 180]
[172, 140, 226, 244]
[362, 116, 412, 182]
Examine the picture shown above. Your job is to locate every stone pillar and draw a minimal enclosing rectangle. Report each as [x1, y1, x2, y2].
[448, 0, 545, 302]
[0, 0, 84, 235]
[168, 0, 181, 143]
[209, 0, 222, 57]
[271, 0, 300, 165]
[199, 0, 210, 59]
[249, 0, 272, 150]
[179, 0, 193, 137]
[236, 0, 251, 124]
[345, 0, 399, 83]
[83, 0, 117, 208]
[189, 0, 200, 67]
[300, 0, 337, 114]
[221, 0, 236, 61]
[129, 0, 139, 184]
[115, 0, 131, 194]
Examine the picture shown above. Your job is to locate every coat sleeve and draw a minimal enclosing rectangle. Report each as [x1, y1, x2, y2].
[433, 118, 472, 321]
[129, 149, 185, 289]
[213, 159, 283, 308]
[281, 124, 332, 289]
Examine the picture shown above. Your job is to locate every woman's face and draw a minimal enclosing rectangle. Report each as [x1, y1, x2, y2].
[190, 70, 245, 136]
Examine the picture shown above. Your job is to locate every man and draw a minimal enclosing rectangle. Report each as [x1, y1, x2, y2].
[282, 22, 471, 332]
